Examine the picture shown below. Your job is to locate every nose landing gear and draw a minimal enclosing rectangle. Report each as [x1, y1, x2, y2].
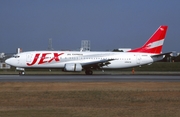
[16, 67, 25, 75]
[19, 71, 25, 75]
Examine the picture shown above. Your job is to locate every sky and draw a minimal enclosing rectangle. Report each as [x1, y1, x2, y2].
[0, 0, 180, 53]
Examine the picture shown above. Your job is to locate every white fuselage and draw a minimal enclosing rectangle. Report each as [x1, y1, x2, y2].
[5, 51, 163, 69]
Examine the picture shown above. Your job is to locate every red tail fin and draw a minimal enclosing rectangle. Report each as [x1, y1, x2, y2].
[129, 25, 168, 54]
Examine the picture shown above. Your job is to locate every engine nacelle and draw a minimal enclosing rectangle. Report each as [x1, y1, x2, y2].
[64, 63, 82, 72]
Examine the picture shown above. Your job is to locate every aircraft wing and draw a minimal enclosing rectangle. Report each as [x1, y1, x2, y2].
[81, 59, 114, 69]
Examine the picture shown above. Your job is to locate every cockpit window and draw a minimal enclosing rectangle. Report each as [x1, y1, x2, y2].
[12, 55, 20, 58]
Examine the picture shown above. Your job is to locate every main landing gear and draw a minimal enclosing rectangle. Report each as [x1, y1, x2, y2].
[85, 69, 93, 75]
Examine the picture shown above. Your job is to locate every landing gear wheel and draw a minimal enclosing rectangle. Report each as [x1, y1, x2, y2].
[19, 71, 25, 75]
[85, 69, 93, 75]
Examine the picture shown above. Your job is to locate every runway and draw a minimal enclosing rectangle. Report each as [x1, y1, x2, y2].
[0, 74, 180, 82]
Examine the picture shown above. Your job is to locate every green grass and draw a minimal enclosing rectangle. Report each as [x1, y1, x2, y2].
[134, 62, 180, 71]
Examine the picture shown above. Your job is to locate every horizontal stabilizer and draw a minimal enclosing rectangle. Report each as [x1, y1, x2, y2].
[151, 52, 172, 58]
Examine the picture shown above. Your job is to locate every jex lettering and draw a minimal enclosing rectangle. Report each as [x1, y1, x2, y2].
[27, 53, 64, 66]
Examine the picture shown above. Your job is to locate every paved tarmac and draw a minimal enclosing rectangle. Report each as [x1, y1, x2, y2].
[0, 74, 180, 82]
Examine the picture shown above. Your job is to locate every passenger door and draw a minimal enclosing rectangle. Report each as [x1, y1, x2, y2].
[26, 54, 33, 63]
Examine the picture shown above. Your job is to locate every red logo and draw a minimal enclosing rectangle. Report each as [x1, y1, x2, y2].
[27, 53, 64, 66]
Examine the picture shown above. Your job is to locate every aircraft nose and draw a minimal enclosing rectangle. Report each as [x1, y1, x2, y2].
[5, 58, 12, 65]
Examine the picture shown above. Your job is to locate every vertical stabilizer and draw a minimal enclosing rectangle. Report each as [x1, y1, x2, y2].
[129, 25, 168, 54]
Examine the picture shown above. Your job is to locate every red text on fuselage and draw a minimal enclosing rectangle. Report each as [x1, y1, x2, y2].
[27, 53, 64, 66]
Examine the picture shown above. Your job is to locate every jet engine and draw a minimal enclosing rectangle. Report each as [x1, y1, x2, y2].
[64, 63, 82, 72]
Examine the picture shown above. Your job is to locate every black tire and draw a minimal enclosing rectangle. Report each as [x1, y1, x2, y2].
[85, 69, 93, 75]
[19, 71, 25, 75]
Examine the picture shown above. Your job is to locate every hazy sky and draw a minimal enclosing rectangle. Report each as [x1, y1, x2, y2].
[0, 0, 180, 53]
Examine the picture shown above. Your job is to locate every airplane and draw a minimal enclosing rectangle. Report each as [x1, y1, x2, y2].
[5, 25, 170, 75]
